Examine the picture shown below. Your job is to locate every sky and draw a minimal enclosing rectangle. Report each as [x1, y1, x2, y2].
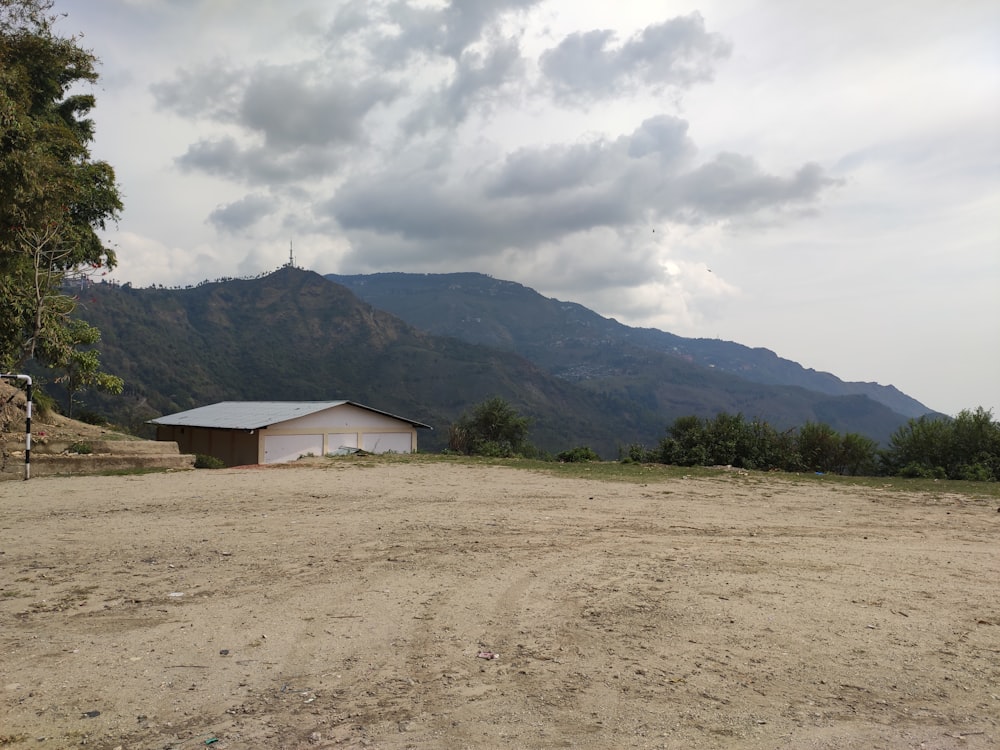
[55, 0, 999, 417]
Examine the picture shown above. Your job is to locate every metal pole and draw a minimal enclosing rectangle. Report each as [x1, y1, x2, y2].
[24, 376, 31, 480]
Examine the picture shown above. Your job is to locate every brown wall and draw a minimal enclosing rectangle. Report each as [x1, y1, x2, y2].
[155, 426, 259, 467]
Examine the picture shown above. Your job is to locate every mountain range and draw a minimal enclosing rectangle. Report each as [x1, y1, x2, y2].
[70, 267, 933, 457]
[328, 272, 930, 419]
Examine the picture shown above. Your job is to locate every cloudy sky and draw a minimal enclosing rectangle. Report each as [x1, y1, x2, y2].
[57, 0, 998, 416]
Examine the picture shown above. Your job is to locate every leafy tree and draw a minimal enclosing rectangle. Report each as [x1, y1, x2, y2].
[658, 414, 708, 466]
[835, 432, 878, 476]
[883, 408, 999, 481]
[57, 319, 123, 417]
[882, 415, 954, 478]
[0, 0, 122, 374]
[796, 421, 842, 473]
[448, 396, 532, 457]
[949, 407, 1000, 481]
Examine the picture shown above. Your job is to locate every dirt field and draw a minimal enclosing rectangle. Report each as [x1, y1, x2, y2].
[1, 459, 997, 749]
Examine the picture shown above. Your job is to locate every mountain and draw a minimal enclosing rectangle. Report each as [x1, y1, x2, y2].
[72, 268, 664, 455]
[71, 268, 917, 455]
[327, 272, 933, 419]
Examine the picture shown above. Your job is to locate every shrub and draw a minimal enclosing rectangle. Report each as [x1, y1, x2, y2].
[75, 409, 109, 426]
[194, 454, 225, 469]
[68, 441, 92, 455]
[448, 397, 533, 457]
[898, 462, 946, 479]
[557, 446, 600, 463]
[619, 443, 652, 464]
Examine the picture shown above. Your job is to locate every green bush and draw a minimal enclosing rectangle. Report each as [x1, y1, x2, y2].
[68, 441, 92, 455]
[618, 443, 653, 464]
[75, 409, 109, 426]
[557, 446, 600, 463]
[448, 397, 533, 457]
[194, 454, 226, 469]
[898, 462, 946, 479]
[883, 408, 999, 480]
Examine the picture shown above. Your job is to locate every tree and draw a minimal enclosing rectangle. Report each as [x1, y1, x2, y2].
[882, 415, 953, 478]
[834, 432, 877, 476]
[948, 407, 1000, 481]
[883, 408, 999, 481]
[448, 397, 532, 457]
[796, 421, 841, 473]
[0, 0, 122, 374]
[57, 319, 123, 417]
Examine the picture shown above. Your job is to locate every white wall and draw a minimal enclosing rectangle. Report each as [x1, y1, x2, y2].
[263, 434, 324, 464]
[259, 404, 418, 460]
[362, 432, 413, 454]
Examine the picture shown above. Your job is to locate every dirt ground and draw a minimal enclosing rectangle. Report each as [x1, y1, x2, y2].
[1, 459, 997, 750]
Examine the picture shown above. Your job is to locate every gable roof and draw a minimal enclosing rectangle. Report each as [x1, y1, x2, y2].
[149, 401, 432, 430]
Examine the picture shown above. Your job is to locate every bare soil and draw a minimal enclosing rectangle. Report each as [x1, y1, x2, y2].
[1, 459, 997, 749]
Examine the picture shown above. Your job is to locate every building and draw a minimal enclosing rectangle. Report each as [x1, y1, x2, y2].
[150, 401, 432, 466]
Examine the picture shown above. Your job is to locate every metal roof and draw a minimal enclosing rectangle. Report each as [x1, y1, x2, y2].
[149, 401, 432, 430]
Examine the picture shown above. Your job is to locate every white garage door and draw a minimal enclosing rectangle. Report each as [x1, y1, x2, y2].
[263, 434, 324, 464]
[362, 433, 412, 454]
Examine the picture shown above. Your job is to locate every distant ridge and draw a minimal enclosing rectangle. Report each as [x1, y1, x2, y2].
[328, 271, 933, 419]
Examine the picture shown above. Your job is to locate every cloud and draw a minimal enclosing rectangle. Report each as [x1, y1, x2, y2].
[540, 13, 732, 102]
[158, 58, 400, 184]
[150, 60, 245, 120]
[404, 39, 526, 133]
[326, 115, 837, 266]
[671, 156, 842, 221]
[329, 0, 541, 67]
[208, 193, 276, 233]
[239, 65, 398, 149]
[176, 137, 344, 185]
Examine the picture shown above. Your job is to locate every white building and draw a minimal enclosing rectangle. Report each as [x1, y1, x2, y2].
[151, 401, 432, 466]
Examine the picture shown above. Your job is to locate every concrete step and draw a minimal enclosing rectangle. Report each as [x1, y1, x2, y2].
[1, 439, 194, 479]
[31, 438, 182, 456]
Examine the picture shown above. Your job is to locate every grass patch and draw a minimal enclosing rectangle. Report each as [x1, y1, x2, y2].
[94, 467, 176, 477]
[315, 452, 1000, 499]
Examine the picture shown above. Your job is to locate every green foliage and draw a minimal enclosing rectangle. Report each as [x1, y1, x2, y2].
[797, 421, 842, 473]
[74, 408, 108, 425]
[448, 397, 533, 457]
[194, 453, 226, 469]
[0, 0, 122, 372]
[55, 319, 123, 416]
[882, 408, 999, 481]
[28, 384, 55, 417]
[644, 408, 998, 481]
[658, 413, 799, 471]
[619, 443, 655, 464]
[68, 440, 91, 454]
[557, 445, 600, 463]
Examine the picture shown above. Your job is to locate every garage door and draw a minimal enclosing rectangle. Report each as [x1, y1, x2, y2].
[263, 434, 324, 464]
[362, 433, 412, 454]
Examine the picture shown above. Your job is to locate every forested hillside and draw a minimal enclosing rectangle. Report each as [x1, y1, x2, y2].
[71, 268, 917, 455]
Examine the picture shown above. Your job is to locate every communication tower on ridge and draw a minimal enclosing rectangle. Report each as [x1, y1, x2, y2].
[286, 240, 296, 269]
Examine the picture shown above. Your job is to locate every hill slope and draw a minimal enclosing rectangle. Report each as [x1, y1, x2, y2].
[72, 268, 915, 454]
[73, 269, 662, 455]
[328, 272, 932, 419]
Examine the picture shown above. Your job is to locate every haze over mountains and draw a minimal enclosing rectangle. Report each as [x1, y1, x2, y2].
[73, 267, 933, 456]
